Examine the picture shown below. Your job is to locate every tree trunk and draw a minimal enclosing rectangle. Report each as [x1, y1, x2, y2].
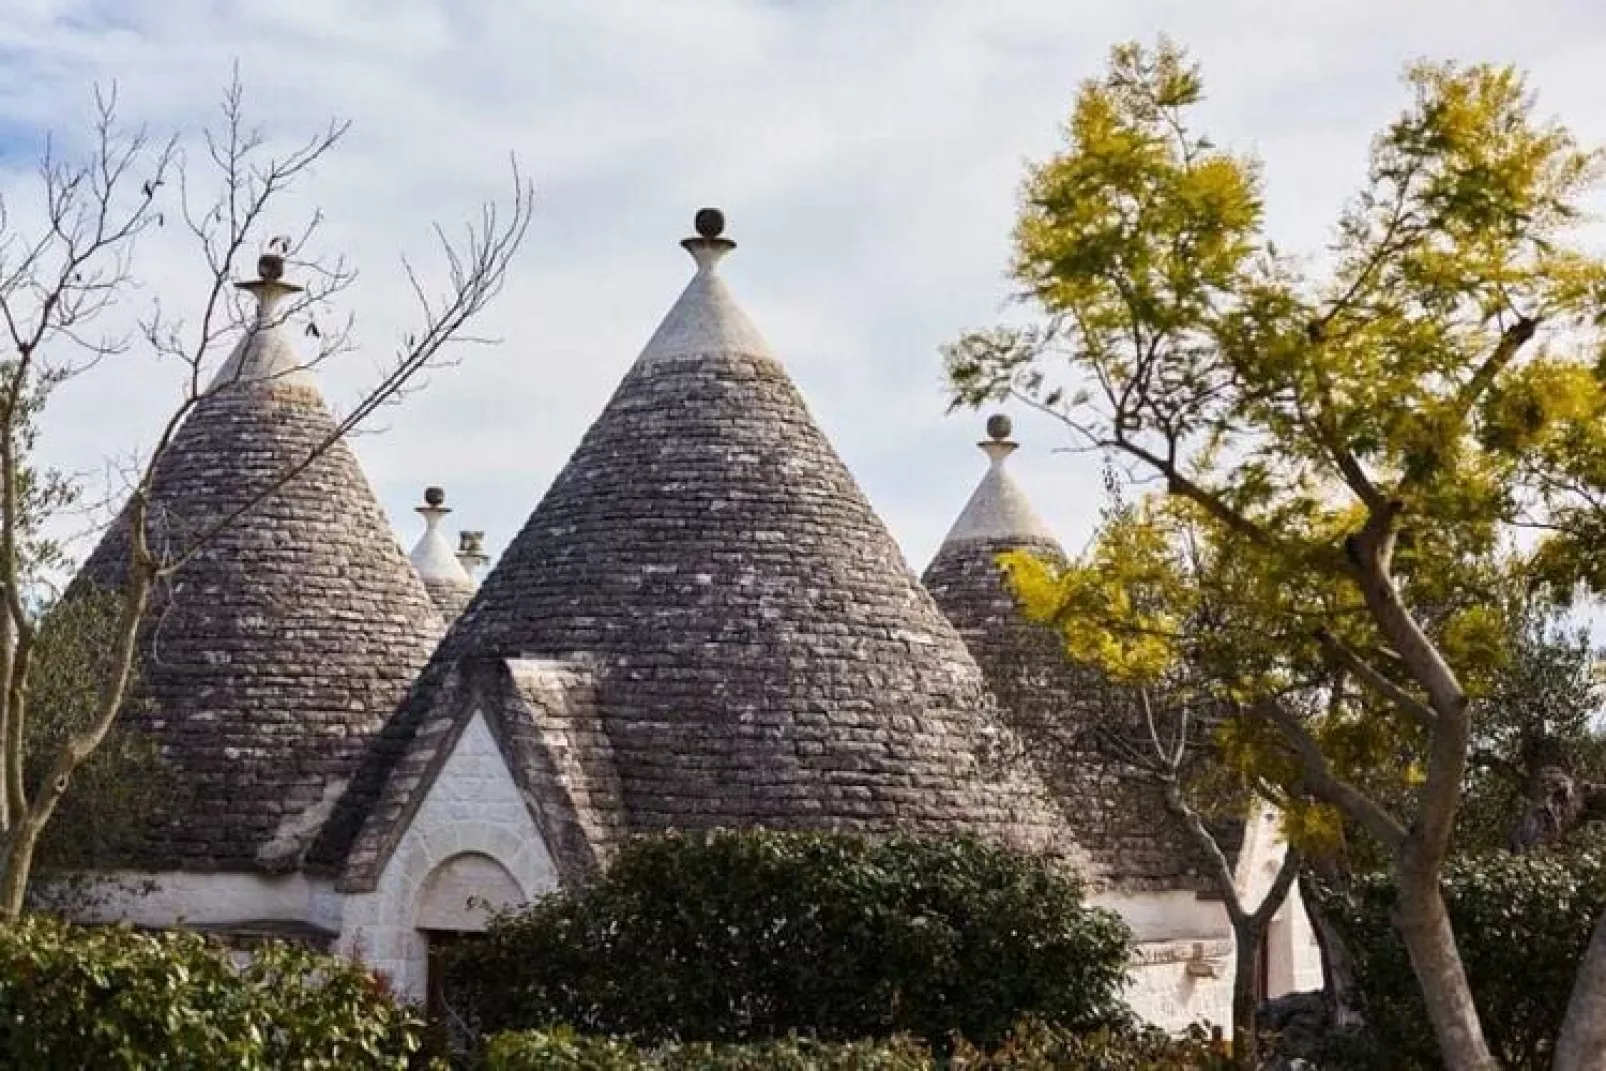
[1555, 907, 1606, 1071]
[1231, 920, 1262, 1069]
[0, 817, 43, 918]
[1393, 872, 1497, 1070]
[1301, 870, 1361, 1026]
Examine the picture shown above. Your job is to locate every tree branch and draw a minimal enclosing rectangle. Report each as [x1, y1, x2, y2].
[1345, 508, 1466, 720]
[1314, 627, 1436, 732]
[157, 162, 533, 576]
[1250, 843, 1304, 931]
[1254, 697, 1408, 849]
[1163, 778, 1249, 926]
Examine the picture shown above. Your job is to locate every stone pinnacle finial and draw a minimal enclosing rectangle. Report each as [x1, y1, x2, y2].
[980, 413, 1018, 465]
[681, 207, 736, 272]
[236, 238, 304, 317]
[456, 530, 489, 576]
[417, 487, 450, 517]
[410, 487, 475, 597]
[695, 207, 725, 238]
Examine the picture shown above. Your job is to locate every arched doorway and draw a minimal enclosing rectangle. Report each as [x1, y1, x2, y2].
[416, 852, 525, 1050]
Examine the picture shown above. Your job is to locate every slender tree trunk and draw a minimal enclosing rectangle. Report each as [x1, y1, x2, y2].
[0, 816, 43, 917]
[1231, 919, 1263, 1069]
[0, 558, 153, 919]
[1555, 907, 1606, 1071]
[1393, 865, 1497, 1070]
[1300, 871, 1361, 1026]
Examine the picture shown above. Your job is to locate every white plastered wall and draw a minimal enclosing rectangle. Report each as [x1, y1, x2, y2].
[1236, 805, 1325, 997]
[51, 869, 344, 935]
[1095, 805, 1325, 1033]
[1093, 888, 1235, 1032]
[336, 710, 559, 1001]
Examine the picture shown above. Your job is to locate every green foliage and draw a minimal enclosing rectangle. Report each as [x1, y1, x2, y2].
[950, 1019, 1233, 1070]
[485, 1028, 932, 1071]
[0, 913, 426, 1070]
[1317, 842, 1606, 1069]
[1455, 605, 1606, 856]
[948, 36, 1606, 852]
[485, 1021, 1232, 1071]
[445, 830, 1132, 1050]
[26, 587, 173, 871]
[948, 33, 1606, 1069]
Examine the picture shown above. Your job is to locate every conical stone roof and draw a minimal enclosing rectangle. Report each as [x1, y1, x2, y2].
[324, 214, 1083, 888]
[922, 418, 1217, 892]
[75, 256, 445, 874]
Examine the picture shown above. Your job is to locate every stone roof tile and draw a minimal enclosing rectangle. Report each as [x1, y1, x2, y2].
[74, 261, 444, 873]
[923, 422, 1228, 892]
[322, 217, 1087, 888]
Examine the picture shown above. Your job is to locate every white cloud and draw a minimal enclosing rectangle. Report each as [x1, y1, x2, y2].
[0, 0, 1604, 575]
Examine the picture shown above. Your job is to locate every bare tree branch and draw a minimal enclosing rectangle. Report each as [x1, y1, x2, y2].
[0, 75, 535, 915]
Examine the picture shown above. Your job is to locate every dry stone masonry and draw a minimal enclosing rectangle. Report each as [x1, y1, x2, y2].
[921, 414, 1320, 1029]
[75, 255, 444, 874]
[63, 218, 1318, 1028]
[326, 214, 1089, 892]
[920, 417, 1222, 892]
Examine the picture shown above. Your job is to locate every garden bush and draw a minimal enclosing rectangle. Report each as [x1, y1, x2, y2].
[1316, 840, 1606, 1070]
[445, 829, 1132, 1049]
[485, 1020, 1232, 1070]
[485, 1028, 932, 1071]
[0, 913, 426, 1070]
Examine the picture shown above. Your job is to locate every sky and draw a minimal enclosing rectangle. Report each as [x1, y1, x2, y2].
[2, 0, 1606, 576]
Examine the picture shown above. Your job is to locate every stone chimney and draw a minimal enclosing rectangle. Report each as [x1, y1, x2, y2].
[456, 530, 489, 578]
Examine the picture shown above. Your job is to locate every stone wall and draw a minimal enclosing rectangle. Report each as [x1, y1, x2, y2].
[1097, 807, 1325, 1033]
[337, 711, 558, 1000]
[55, 869, 342, 936]
[1126, 935, 1236, 1033]
[1121, 902, 1321, 1034]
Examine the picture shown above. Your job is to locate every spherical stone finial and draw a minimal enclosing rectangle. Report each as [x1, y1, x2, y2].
[257, 252, 285, 282]
[423, 486, 446, 508]
[694, 207, 725, 239]
[986, 413, 1013, 441]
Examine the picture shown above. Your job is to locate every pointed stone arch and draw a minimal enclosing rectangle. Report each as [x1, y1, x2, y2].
[415, 852, 523, 931]
[335, 710, 560, 1000]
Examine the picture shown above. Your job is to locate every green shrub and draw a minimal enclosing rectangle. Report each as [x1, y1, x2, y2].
[485, 1020, 1231, 1071]
[0, 914, 426, 1070]
[951, 1019, 1232, 1069]
[446, 830, 1131, 1049]
[485, 1027, 932, 1070]
[1317, 842, 1606, 1070]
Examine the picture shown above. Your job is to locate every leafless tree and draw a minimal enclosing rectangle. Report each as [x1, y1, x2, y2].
[0, 76, 534, 915]
[1088, 685, 1301, 1069]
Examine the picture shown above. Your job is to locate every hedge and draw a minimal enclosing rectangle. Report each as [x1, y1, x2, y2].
[1317, 841, 1606, 1070]
[485, 1028, 931, 1071]
[0, 914, 426, 1070]
[445, 829, 1132, 1049]
[485, 1021, 1232, 1070]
